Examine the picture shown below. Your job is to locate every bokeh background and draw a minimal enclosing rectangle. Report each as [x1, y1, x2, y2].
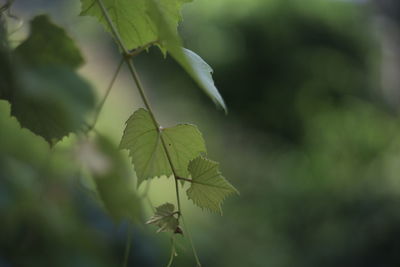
[2, 0, 400, 266]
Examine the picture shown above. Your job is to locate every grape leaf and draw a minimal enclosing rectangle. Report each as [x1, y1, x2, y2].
[80, 0, 190, 51]
[119, 108, 206, 186]
[79, 0, 227, 111]
[10, 66, 94, 144]
[0, 15, 95, 145]
[187, 156, 238, 214]
[15, 15, 84, 69]
[146, 203, 179, 233]
[89, 136, 141, 222]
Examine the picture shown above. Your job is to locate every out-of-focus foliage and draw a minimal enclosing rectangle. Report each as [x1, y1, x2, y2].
[0, 12, 15, 101]
[15, 15, 84, 68]
[184, 0, 377, 143]
[135, 0, 400, 266]
[1, 15, 94, 144]
[0, 101, 110, 266]
[89, 136, 141, 222]
[0, 98, 157, 266]
[3, 0, 400, 265]
[0, 10, 159, 266]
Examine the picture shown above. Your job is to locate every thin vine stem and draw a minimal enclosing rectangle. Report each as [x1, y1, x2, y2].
[181, 215, 201, 267]
[124, 53, 183, 216]
[95, 0, 129, 54]
[95, 0, 199, 264]
[166, 237, 176, 267]
[88, 57, 124, 132]
[122, 225, 132, 267]
[96, 0, 183, 216]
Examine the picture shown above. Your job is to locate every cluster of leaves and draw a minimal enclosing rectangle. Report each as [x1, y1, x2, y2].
[79, 0, 239, 234]
[0, 0, 239, 262]
[119, 108, 238, 217]
[0, 11, 141, 224]
[80, 0, 227, 111]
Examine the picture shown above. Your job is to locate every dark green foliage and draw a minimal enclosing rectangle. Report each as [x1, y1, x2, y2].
[15, 15, 84, 68]
[0, 101, 114, 267]
[0, 13, 14, 101]
[91, 135, 141, 221]
[0, 15, 94, 144]
[183, 0, 376, 144]
[10, 66, 94, 144]
[155, 1, 400, 266]
[0, 46, 14, 100]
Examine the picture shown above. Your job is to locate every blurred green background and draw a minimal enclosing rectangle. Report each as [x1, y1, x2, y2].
[2, 0, 400, 266]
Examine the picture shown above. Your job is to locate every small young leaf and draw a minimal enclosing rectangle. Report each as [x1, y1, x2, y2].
[146, 203, 179, 233]
[119, 108, 206, 186]
[187, 156, 238, 214]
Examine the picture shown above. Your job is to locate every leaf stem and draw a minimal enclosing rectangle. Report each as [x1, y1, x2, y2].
[126, 53, 183, 217]
[123, 59, 159, 126]
[95, 2, 196, 264]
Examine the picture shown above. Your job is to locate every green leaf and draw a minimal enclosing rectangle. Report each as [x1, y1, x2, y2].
[147, 1, 227, 111]
[80, 0, 190, 52]
[79, 0, 227, 112]
[10, 66, 95, 144]
[15, 15, 84, 69]
[0, 100, 49, 164]
[187, 156, 238, 214]
[88, 136, 141, 222]
[0, 15, 95, 145]
[169, 47, 227, 112]
[119, 108, 206, 186]
[146, 203, 179, 233]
